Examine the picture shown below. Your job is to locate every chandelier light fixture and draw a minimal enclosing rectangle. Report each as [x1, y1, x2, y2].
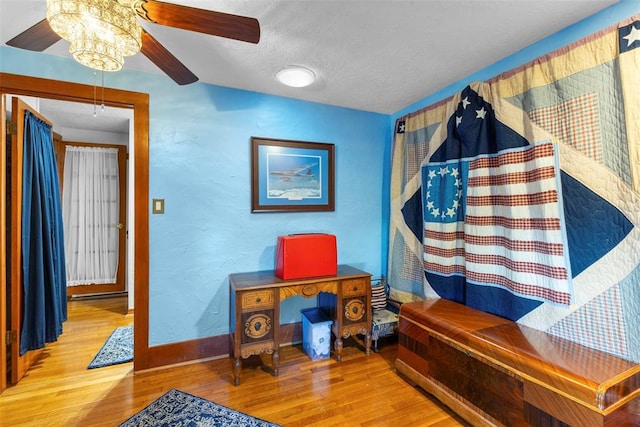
[46, 0, 142, 72]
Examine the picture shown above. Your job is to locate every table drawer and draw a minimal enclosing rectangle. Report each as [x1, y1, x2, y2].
[241, 290, 275, 309]
[342, 279, 368, 297]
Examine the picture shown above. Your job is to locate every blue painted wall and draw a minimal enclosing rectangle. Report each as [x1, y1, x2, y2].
[0, 47, 389, 345]
[3, 0, 638, 347]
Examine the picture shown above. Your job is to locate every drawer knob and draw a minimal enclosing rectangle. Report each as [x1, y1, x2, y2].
[353, 286, 358, 291]
[256, 297, 261, 303]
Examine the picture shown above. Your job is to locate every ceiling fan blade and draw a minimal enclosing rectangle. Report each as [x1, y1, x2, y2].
[6, 19, 61, 51]
[137, 0, 260, 44]
[140, 30, 198, 85]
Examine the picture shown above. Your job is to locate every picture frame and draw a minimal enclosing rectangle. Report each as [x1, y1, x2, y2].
[251, 137, 335, 212]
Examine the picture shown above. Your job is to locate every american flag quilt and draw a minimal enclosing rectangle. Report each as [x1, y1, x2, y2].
[388, 15, 640, 362]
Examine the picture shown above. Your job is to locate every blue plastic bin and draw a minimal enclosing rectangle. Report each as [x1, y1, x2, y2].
[301, 308, 332, 360]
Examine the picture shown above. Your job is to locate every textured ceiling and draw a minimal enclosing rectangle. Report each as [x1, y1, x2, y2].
[1, 0, 619, 132]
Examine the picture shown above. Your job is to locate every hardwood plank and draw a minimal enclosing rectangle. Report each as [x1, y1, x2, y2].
[0, 296, 469, 426]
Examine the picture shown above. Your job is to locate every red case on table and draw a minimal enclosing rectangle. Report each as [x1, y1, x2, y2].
[275, 234, 337, 280]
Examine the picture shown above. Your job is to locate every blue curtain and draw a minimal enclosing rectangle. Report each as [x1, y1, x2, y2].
[20, 110, 67, 355]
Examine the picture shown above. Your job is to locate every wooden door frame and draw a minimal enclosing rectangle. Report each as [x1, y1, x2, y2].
[0, 72, 150, 393]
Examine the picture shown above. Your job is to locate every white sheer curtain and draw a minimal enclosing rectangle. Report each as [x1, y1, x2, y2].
[62, 146, 120, 286]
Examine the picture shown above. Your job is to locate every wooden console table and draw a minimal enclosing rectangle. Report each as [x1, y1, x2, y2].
[229, 265, 372, 385]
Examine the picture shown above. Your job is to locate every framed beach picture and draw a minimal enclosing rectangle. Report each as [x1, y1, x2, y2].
[251, 137, 335, 212]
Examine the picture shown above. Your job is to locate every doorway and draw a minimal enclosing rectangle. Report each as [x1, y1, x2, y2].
[6, 90, 130, 386]
[48, 101, 130, 298]
[0, 72, 150, 394]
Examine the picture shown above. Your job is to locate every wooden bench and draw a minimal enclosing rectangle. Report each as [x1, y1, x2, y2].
[395, 299, 640, 426]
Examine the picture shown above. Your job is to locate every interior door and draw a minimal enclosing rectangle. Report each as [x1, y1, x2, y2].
[55, 141, 127, 296]
[8, 97, 48, 384]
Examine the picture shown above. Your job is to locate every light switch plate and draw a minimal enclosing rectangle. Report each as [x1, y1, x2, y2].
[152, 198, 164, 214]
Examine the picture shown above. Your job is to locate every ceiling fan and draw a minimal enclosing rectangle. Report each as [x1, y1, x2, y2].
[5, 0, 260, 85]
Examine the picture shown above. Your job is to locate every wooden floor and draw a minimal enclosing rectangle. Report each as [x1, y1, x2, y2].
[0, 296, 469, 426]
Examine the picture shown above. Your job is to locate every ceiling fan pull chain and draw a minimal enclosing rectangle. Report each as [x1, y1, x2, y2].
[91, 70, 106, 117]
[93, 70, 97, 118]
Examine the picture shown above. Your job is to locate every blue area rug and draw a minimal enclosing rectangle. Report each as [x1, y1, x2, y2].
[119, 389, 281, 426]
[88, 326, 133, 369]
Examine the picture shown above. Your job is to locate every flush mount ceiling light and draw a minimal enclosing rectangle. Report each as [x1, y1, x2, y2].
[276, 66, 316, 88]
